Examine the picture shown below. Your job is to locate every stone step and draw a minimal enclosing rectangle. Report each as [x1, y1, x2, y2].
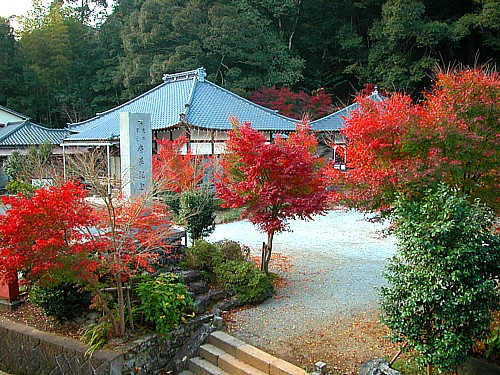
[218, 352, 268, 375]
[188, 357, 230, 375]
[199, 343, 226, 365]
[188, 331, 309, 375]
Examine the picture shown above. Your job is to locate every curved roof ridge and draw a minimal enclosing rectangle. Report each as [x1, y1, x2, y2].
[68, 78, 181, 130]
[203, 79, 301, 123]
[182, 70, 201, 119]
[162, 68, 200, 82]
[28, 121, 68, 133]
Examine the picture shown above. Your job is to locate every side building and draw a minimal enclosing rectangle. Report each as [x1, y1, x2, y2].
[0, 105, 69, 190]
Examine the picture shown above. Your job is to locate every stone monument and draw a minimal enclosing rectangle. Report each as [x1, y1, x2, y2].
[120, 112, 153, 200]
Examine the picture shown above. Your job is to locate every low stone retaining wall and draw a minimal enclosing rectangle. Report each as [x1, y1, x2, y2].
[0, 314, 216, 375]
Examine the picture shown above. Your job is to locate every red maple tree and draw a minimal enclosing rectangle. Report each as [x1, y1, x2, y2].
[0, 181, 175, 337]
[0, 182, 100, 285]
[216, 117, 329, 273]
[153, 135, 205, 193]
[250, 86, 333, 120]
[92, 194, 174, 336]
[331, 67, 500, 213]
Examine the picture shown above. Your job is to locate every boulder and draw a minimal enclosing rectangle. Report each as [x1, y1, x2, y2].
[359, 358, 401, 375]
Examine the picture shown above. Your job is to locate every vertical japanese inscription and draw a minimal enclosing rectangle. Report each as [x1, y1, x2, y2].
[120, 113, 152, 200]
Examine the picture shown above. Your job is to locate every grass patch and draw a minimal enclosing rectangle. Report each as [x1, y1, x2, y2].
[215, 207, 245, 224]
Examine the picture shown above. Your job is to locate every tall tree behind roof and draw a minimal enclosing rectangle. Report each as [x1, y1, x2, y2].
[0, 19, 24, 109]
[118, 0, 304, 98]
[18, 1, 98, 126]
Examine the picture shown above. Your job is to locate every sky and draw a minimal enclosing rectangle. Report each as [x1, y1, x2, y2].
[0, 0, 51, 19]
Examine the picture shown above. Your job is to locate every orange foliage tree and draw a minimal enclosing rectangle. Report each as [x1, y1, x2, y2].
[153, 135, 206, 193]
[331, 67, 500, 213]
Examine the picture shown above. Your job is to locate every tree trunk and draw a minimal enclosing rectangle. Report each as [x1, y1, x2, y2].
[94, 288, 119, 336]
[261, 231, 274, 274]
[116, 275, 126, 337]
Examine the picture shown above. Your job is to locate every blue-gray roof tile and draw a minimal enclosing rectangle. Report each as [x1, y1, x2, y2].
[310, 91, 386, 132]
[65, 68, 300, 143]
[0, 121, 69, 146]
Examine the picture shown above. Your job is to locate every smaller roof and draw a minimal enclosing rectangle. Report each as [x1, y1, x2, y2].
[0, 105, 30, 122]
[311, 90, 386, 132]
[0, 121, 69, 147]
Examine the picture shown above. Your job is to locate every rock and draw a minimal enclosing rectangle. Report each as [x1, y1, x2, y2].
[211, 297, 240, 313]
[178, 270, 202, 283]
[358, 358, 401, 375]
[208, 289, 227, 302]
[187, 281, 209, 295]
[458, 357, 500, 375]
[194, 295, 210, 314]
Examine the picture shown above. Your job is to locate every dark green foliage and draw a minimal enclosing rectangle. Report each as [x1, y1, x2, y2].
[214, 260, 274, 305]
[214, 240, 249, 262]
[135, 273, 194, 337]
[0, 19, 23, 107]
[160, 190, 181, 216]
[184, 240, 224, 273]
[30, 282, 91, 321]
[380, 183, 500, 372]
[179, 188, 217, 242]
[3, 0, 498, 126]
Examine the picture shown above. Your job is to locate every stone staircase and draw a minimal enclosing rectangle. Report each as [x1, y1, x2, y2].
[184, 331, 309, 375]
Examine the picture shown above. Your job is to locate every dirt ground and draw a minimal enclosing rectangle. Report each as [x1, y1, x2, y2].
[225, 307, 399, 374]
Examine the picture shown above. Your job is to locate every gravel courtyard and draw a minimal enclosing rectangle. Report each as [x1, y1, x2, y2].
[207, 209, 399, 373]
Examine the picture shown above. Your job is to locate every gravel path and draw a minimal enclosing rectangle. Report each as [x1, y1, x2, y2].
[207, 209, 397, 351]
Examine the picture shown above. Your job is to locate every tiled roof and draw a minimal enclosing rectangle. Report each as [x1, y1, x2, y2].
[0, 121, 69, 146]
[65, 68, 300, 143]
[310, 91, 386, 132]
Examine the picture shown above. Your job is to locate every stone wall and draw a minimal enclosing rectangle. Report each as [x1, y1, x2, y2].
[0, 317, 123, 375]
[0, 314, 216, 375]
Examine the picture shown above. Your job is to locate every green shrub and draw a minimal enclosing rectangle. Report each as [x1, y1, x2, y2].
[185, 240, 224, 272]
[160, 190, 181, 215]
[215, 240, 249, 262]
[135, 273, 194, 337]
[381, 184, 500, 372]
[214, 260, 274, 305]
[179, 188, 216, 242]
[5, 180, 34, 196]
[30, 282, 91, 320]
[485, 325, 500, 358]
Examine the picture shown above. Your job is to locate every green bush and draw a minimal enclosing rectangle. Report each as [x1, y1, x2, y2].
[485, 325, 500, 358]
[381, 184, 500, 372]
[215, 240, 249, 262]
[214, 260, 274, 305]
[135, 273, 194, 337]
[30, 282, 91, 320]
[179, 188, 216, 242]
[185, 240, 224, 272]
[160, 190, 181, 215]
[5, 180, 34, 196]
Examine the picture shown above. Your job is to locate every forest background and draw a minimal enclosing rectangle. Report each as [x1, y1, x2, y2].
[0, 0, 498, 128]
